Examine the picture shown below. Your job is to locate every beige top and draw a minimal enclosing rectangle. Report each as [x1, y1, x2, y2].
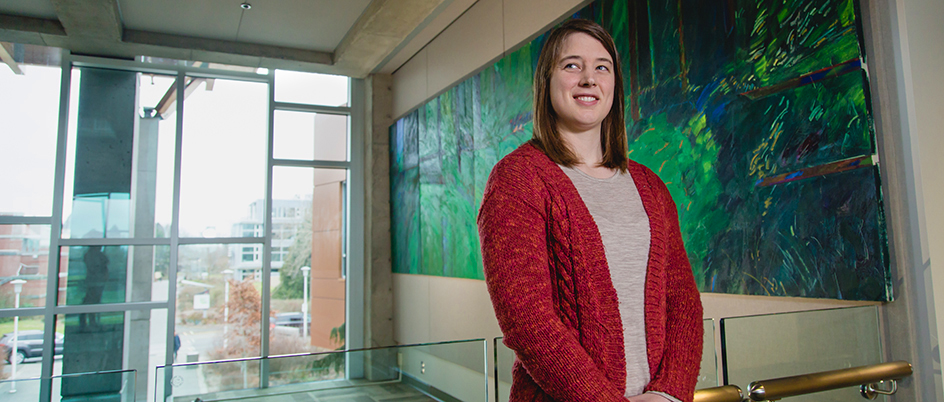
[560, 166, 679, 402]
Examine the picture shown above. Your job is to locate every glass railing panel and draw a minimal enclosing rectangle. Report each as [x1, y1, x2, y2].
[721, 305, 883, 402]
[156, 339, 488, 402]
[155, 358, 261, 399]
[0, 376, 42, 398]
[51, 369, 137, 401]
[0, 369, 135, 401]
[698, 318, 719, 389]
[494, 337, 513, 402]
[397, 339, 488, 401]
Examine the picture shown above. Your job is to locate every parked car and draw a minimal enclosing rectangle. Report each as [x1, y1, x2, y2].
[274, 312, 310, 328]
[273, 312, 310, 335]
[0, 330, 64, 364]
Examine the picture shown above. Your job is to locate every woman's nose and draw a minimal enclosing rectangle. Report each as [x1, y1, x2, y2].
[580, 74, 596, 87]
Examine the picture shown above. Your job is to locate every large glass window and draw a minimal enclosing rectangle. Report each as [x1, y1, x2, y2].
[0, 225, 51, 307]
[179, 78, 268, 238]
[267, 70, 352, 362]
[0, 312, 62, 395]
[274, 110, 349, 161]
[0, 52, 356, 401]
[176, 244, 262, 362]
[0, 46, 61, 217]
[268, 167, 347, 356]
[273, 70, 349, 107]
[0, 43, 63, 398]
[56, 245, 170, 305]
[61, 69, 178, 240]
[137, 73, 180, 238]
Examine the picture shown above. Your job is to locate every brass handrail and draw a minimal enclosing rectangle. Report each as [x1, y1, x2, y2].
[748, 361, 913, 401]
[694, 385, 744, 402]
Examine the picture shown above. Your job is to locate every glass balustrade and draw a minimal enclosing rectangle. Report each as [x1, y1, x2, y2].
[699, 318, 720, 389]
[494, 337, 514, 402]
[721, 305, 883, 402]
[148, 306, 883, 402]
[0, 369, 135, 401]
[155, 339, 488, 402]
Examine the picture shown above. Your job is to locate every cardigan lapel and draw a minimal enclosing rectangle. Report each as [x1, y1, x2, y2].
[627, 160, 669, 378]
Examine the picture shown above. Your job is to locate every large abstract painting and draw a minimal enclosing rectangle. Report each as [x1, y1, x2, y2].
[390, 0, 891, 301]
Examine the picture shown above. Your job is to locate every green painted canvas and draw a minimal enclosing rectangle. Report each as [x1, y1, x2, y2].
[390, 0, 890, 301]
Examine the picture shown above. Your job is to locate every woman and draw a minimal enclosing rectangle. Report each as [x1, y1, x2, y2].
[477, 19, 703, 402]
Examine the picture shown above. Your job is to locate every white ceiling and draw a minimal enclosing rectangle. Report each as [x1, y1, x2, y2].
[117, 0, 370, 53]
[0, 0, 456, 77]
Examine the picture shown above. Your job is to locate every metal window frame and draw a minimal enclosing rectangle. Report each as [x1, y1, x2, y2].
[0, 216, 52, 225]
[260, 69, 276, 388]
[1, 51, 364, 400]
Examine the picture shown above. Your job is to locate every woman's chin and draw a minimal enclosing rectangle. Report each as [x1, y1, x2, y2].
[558, 119, 605, 134]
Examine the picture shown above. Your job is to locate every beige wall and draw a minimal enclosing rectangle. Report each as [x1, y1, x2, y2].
[392, 273, 874, 355]
[392, 0, 594, 119]
[904, 0, 944, 388]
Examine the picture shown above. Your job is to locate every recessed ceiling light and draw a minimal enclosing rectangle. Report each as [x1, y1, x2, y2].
[240, 2, 252, 10]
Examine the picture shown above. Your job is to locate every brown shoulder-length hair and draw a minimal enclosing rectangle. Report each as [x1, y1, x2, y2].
[530, 18, 628, 172]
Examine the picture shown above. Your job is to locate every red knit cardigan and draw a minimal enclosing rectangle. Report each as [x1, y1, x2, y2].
[478, 143, 703, 402]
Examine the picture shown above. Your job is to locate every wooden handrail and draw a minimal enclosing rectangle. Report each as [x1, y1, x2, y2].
[693, 385, 744, 402]
[747, 361, 912, 401]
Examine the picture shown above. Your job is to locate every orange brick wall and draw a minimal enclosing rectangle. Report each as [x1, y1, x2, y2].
[309, 177, 345, 349]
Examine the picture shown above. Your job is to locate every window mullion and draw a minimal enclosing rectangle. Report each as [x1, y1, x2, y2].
[259, 69, 276, 388]
[39, 50, 73, 402]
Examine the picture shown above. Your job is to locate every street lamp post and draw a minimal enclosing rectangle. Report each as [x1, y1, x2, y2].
[222, 269, 233, 350]
[300, 266, 310, 339]
[9, 279, 26, 394]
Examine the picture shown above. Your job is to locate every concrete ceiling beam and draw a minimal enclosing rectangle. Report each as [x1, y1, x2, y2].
[123, 30, 333, 66]
[0, 14, 66, 48]
[0, 14, 66, 37]
[334, 0, 448, 78]
[0, 42, 23, 74]
[49, 0, 122, 41]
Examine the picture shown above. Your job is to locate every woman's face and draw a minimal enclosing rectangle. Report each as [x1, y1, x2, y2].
[549, 32, 615, 135]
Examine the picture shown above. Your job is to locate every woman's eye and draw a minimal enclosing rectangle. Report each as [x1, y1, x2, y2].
[564, 63, 579, 70]
[596, 65, 610, 72]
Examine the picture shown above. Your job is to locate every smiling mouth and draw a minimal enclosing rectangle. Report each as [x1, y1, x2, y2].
[575, 95, 598, 102]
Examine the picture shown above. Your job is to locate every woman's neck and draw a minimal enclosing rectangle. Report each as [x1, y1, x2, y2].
[561, 128, 615, 179]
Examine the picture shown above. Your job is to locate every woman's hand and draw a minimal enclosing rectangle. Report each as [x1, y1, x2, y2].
[627, 393, 672, 402]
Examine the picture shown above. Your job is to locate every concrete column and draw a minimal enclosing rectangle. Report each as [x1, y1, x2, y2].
[367, 74, 394, 348]
[860, 0, 944, 399]
[125, 113, 160, 401]
[364, 74, 396, 380]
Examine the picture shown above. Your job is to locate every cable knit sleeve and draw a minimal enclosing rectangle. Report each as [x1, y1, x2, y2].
[478, 155, 629, 402]
[643, 171, 704, 402]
